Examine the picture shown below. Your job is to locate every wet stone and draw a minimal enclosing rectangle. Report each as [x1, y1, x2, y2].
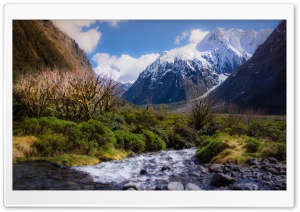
[209, 164, 224, 173]
[211, 173, 236, 187]
[167, 182, 184, 190]
[140, 169, 147, 175]
[123, 183, 138, 190]
[233, 183, 259, 190]
[185, 183, 201, 190]
[269, 158, 278, 164]
[161, 166, 171, 172]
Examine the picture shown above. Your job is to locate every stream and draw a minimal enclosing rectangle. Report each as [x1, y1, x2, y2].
[13, 148, 286, 190]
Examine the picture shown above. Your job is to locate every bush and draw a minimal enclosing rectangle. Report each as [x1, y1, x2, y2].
[79, 119, 116, 146]
[228, 124, 248, 136]
[34, 133, 68, 157]
[21, 118, 40, 134]
[195, 137, 229, 163]
[261, 142, 286, 160]
[166, 125, 196, 149]
[124, 110, 158, 132]
[142, 130, 166, 152]
[244, 137, 261, 153]
[114, 130, 145, 153]
[38, 117, 64, 134]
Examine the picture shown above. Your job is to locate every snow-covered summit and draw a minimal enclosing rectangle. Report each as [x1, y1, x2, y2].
[123, 27, 273, 105]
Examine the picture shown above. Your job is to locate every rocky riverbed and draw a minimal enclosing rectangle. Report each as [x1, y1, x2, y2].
[13, 149, 286, 190]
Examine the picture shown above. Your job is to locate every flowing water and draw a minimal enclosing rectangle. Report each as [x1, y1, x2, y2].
[13, 148, 286, 190]
[72, 148, 201, 190]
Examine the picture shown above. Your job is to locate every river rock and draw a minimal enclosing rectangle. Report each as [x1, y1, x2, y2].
[185, 183, 201, 190]
[246, 158, 260, 166]
[161, 166, 171, 172]
[123, 183, 138, 190]
[167, 182, 184, 190]
[208, 164, 224, 173]
[233, 183, 259, 190]
[228, 163, 241, 172]
[199, 165, 208, 173]
[155, 184, 167, 190]
[211, 173, 236, 187]
[140, 169, 147, 175]
[189, 172, 200, 178]
[127, 188, 137, 191]
[269, 158, 278, 164]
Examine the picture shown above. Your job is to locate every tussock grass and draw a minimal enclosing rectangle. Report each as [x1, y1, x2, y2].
[98, 144, 128, 161]
[42, 154, 100, 166]
[13, 136, 37, 161]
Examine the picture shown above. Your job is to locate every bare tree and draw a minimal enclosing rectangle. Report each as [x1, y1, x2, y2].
[13, 70, 58, 118]
[14, 69, 122, 120]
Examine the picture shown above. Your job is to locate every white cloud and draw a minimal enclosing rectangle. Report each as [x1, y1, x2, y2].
[189, 29, 209, 43]
[92, 53, 159, 83]
[174, 31, 188, 45]
[52, 20, 101, 54]
[175, 29, 210, 45]
[103, 20, 127, 27]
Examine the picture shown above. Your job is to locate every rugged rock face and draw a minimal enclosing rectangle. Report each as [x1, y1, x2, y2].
[208, 21, 286, 114]
[122, 28, 272, 105]
[13, 20, 93, 82]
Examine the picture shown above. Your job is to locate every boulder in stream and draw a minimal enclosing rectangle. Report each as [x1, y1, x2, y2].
[211, 173, 236, 187]
[167, 182, 184, 190]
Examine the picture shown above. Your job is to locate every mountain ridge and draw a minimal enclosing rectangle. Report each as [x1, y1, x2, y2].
[122, 27, 272, 105]
[207, 21, 286, 114]
[13, 20, 93, 82]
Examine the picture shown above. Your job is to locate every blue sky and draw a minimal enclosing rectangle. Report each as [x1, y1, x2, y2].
[52, 20, 280, 82]
[89, 20, 280, 58]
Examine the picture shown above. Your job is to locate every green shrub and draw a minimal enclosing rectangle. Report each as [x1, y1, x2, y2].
[97, 113, 126, 131]
[79, 119, 116, 146]
[229, 124, 248, 136]
[244, 137, 261, 153]
[124, 110, 158, 132]
[38, 117, 64, 134]
[195, 137, 229, 163]
[142, 130, 166, 152]
[21, 118, 40, 134]
[34, 133, 68, 157]
[261, 142, 286, 160]
[166, 125, 196, 149]
[114, 130, 145, 153]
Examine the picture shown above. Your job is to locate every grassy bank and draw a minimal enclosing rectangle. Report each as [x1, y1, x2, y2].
[13, 107, 286, 166]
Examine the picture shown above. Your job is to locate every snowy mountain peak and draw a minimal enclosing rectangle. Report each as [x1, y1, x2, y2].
[123, 27, 273, 105]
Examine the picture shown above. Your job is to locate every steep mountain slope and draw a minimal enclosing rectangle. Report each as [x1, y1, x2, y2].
[208, 21, 286, 114]
[13, 20, 93, 82]
[122, 28, 272, 105]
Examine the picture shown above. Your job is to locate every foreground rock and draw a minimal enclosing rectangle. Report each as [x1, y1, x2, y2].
[211, 173, 236, 187]
[185, 183, 202, 190]
[167, 182, 184, 190]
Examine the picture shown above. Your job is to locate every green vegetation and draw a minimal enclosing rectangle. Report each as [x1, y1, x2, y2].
[12, 69, 286, 166]
[13, 109, 286, 166]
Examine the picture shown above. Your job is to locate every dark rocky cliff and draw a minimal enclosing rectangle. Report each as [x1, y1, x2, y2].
[208, 21, 286, 115]
[13, 20, 94, 82]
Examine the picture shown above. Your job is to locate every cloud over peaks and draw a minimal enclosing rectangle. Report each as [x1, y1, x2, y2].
[92, 53, 159, 83]
[175, 29, 210, 45]
[52, 20, 101, 54]
[189, 29, 209, 43]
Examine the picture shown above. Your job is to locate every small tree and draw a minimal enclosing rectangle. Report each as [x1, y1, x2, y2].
[186, 84, 215, 131]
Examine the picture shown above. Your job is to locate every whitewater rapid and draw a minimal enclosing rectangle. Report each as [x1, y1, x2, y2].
[71, 148, 198, 190]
